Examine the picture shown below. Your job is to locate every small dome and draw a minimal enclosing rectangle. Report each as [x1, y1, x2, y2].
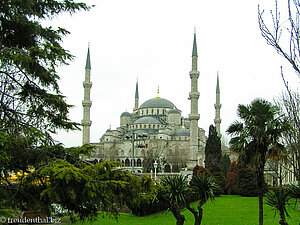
[134, 116, 161, 124]
[168, 108, 181, 114]
[140, 98, 175, 109]
[121, 112, 131, 117]
[174, 129, 190, 136]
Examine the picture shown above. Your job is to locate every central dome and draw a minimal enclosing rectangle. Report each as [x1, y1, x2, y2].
[140, 97, 175, 109]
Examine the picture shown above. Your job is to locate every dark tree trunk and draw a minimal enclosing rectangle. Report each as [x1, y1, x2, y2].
[197, 205, 203, 225]
[186, 204, 200, 225]
[175, 213, 185, 225]
[257, 151, 266, 225]
[171, 208, 185, 225]
[279, 210, 288, 225]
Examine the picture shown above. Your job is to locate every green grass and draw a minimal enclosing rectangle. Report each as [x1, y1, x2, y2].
[63, 195, 300, 225]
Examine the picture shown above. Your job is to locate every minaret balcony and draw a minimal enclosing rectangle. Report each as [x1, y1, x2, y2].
[82, 100, 92, 107]
[214, 103, 222, 109]
[81, 120, 92, 126]
[188, 114, 200, 120]
[189, 71, 199, 79]
[83, 81, 92, 88]
[189, 92, 200, 99]
[214, 118, 222, 123]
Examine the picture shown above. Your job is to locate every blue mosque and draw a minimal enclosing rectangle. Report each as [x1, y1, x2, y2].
[81, 32, 223, 173]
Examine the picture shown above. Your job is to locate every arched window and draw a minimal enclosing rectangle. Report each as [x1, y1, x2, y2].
[165, 164, 171, 173]
[125, 159, 130, 167]
[137, 159, 142, 167]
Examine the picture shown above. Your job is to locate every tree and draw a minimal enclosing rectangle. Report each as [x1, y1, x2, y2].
[226, 160, 238, 195]
[219, 154, 231, 180]
[258, 0, 300, 78]
[205, 125, 226, 194]
[226, 98, 289, 225]
[156, 175, 189, 225]
[187, 173, 219, 225]
[205, 125, 222, 169]
[275, 90, 300, 182]
[265, 188, 291, 225]
[0, 0, 92, 135]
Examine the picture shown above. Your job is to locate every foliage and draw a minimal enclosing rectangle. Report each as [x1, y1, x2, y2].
[287, 183, 300, 200]
[0, 0, 92, 134]
[205, 125, 222, 169]
[193, 165, 209, 177]
[226, 160, 238, 195]
[226, 98, 289, 225]
[156, 175, 189, 225]
[126, 175, 167, 216]
[0, 130, 144, 222]
[219, 154, 231, 179]
[265, 188, 291, 225]
[235, 165, 260, 197]
[204, 125, 226, 195]
[208, 165, 226, 195]
[185, 172, 219, 225]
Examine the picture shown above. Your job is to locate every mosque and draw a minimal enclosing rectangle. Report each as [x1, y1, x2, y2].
[81, 32, 223, 173]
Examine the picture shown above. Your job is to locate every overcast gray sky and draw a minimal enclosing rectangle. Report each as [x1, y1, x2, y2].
[51, 0, 299, 147]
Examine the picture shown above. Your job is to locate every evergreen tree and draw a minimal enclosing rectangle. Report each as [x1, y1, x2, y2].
[205, 125, 222, 169]
[0, 1, 144, 222]
[0, 0, 92, 135]
[204, 125, 225, 194]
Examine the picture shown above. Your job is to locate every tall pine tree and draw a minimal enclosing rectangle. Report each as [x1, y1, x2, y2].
[205, 125, 226, 194]
[205, 125, 222, 169]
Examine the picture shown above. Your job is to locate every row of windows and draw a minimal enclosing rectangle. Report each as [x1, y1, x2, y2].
[122, 158, 142, 167]
[130, 124, 164, 130]
[138, 108, 167, 116]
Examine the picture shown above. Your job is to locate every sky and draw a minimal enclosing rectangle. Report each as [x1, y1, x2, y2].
[50, 0, 299, 147]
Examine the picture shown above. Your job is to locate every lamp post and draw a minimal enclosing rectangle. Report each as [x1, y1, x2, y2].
[153, 160, 158, 180]
[125, 132, 147, 174]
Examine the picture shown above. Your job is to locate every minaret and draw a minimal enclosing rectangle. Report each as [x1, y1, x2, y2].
[134, 78, 139, 110]
[188, 31, 200, 166]
[214, 72, 222, 138]
[82, 45, 92, 145]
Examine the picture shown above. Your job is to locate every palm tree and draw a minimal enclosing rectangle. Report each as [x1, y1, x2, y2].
[157, 175, 189, 225]
[287, 183, 300, 199]
[265, 188, 291, 225]
[287, 183, 300, 211]
[187, 173, 219, 225]
[226, 99, 289, 225]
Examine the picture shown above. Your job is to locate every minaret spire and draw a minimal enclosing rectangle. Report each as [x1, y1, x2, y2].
[214, 72, 222, 138]
[82, 44, 92, 145]
[134, 78, 139, 110]
[189, 30, 201, 167]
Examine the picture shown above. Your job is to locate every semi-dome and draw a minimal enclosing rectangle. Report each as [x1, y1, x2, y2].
[121, 111, 131, 117]
[139, 97, 175, 109]
[134, 116, 161, 124]
[174, 128, 190, 136]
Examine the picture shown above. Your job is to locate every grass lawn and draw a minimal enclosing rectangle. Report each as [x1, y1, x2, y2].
[63, 195, 300, 225]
